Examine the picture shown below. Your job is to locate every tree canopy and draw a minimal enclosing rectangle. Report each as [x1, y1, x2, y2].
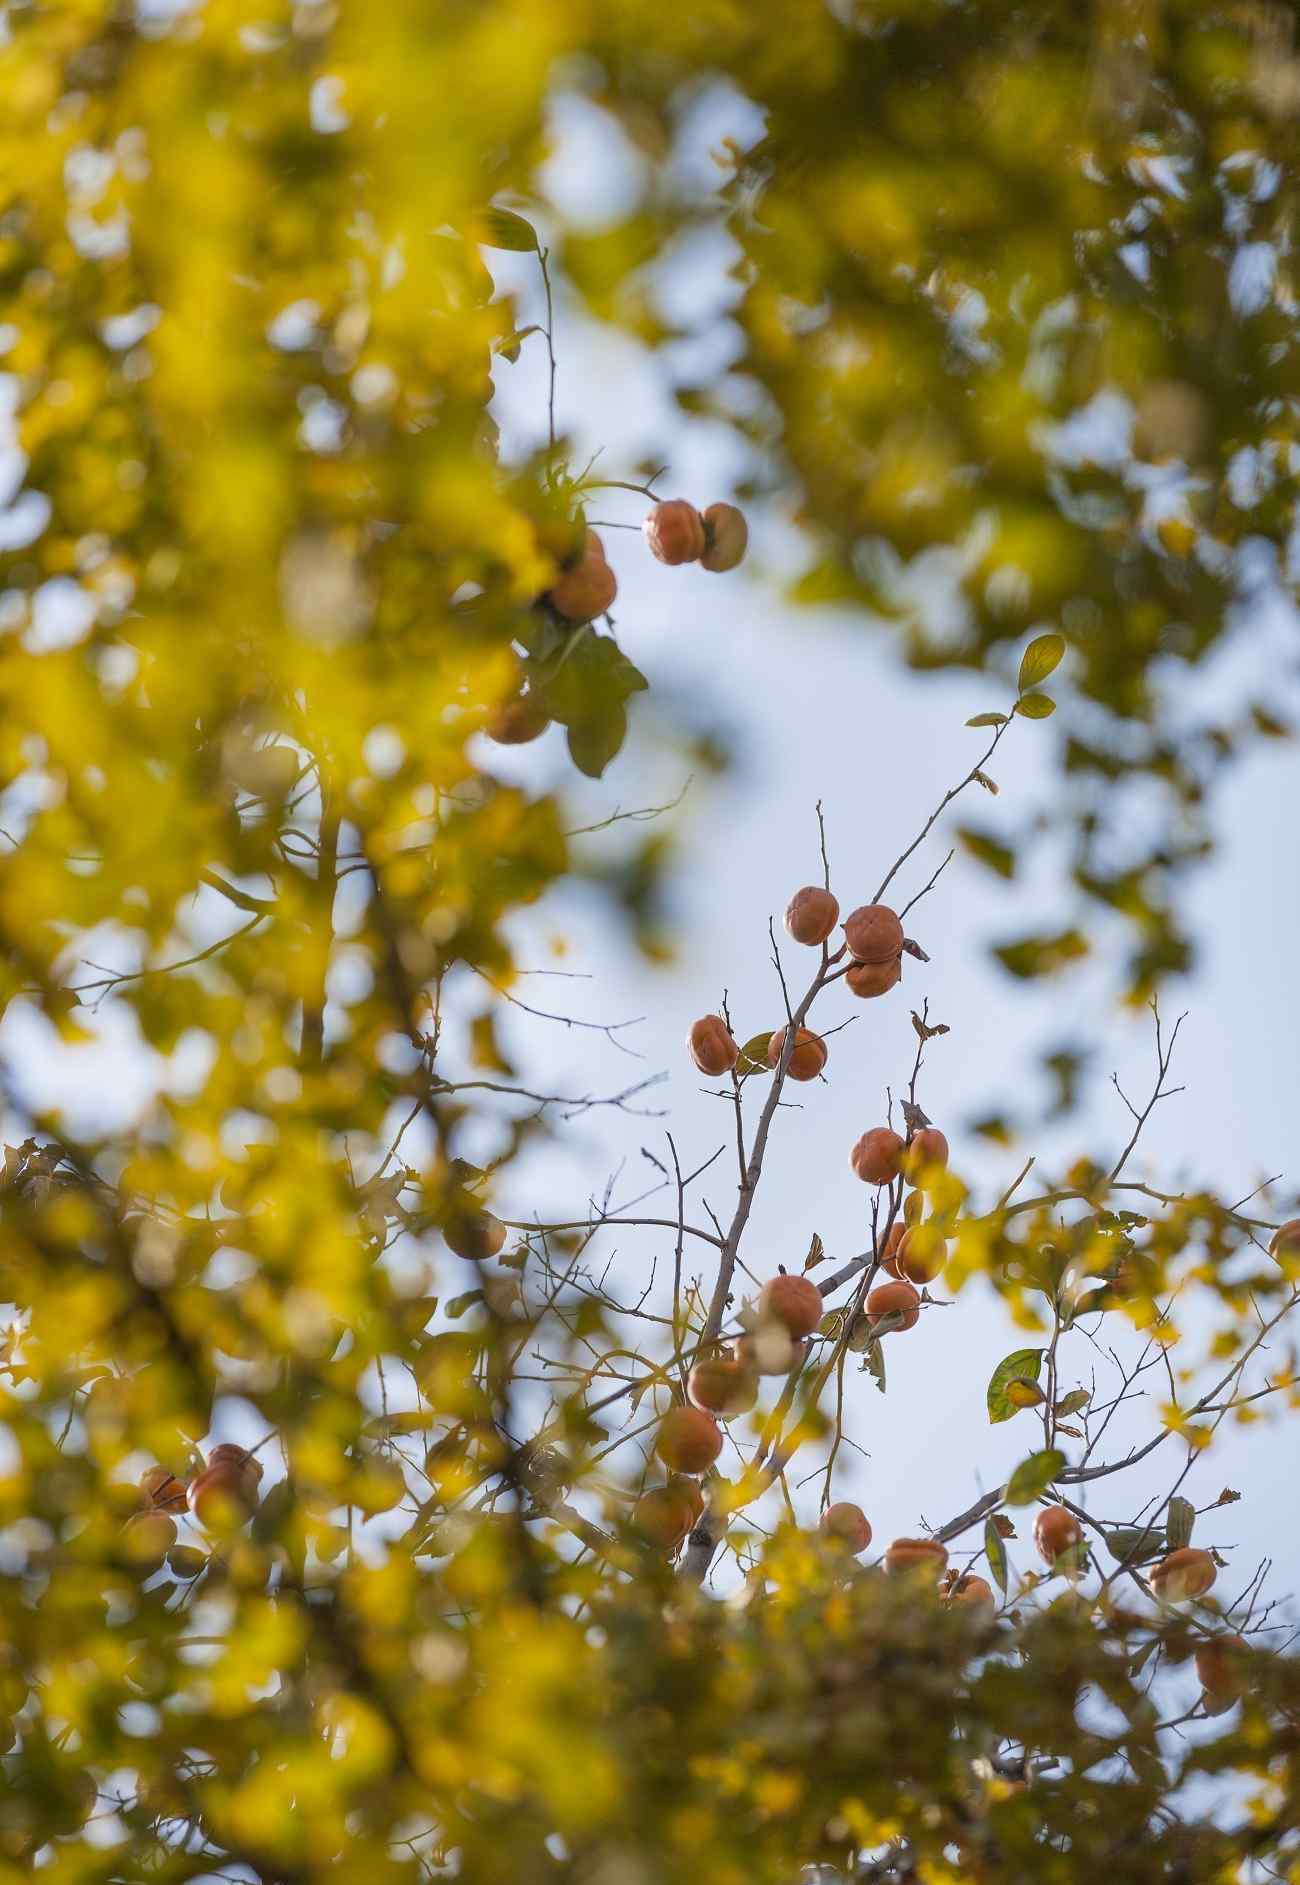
[0, 4, 1298, 1882]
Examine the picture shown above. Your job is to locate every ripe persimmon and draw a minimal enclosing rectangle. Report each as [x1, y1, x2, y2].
[845, 957, 901, 999]
[549, 530, 616, 621]
[880, 1222, 906, 1277]
[1270, 1219, 1300, 1262]
[1033, 1505, 1082, 1566]
[820, 1502, 872, 1553]
[188, 1458, 258, 1531]
[487, 696, 550, 745]
[139, 1465, 187, 1513]
[850, 1128, 905, 1185]
[767, 1026, 827, 1081]
[1149, 1546, 1217, 1602]
[866, 1278, 921, 1331]
[947, 1573, 997, 1617]
[632, 1483, 700, 1550]
[903, 1189, 924, 1227]
[689, 1014, 739, 1077]
[895, 1227, 945, 1286]
[843, 904, 904, 966]
[737, 1329, 809, 1377]
[444, 1210, 508, 1263]
[699, 502, 748, 573]
[1195, 1633, 1248, 1703]
[884, 1536, 948, 1578]
[758, 1273, 824, 1340]
[654, 1405, 723, 1475]
[902, 1129, 949, 1180]
[784, 886, 839, 947]
[688, 1352, 759, 1418]
[644, 499, 706, 566]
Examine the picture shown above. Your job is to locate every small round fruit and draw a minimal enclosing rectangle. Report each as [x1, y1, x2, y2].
[737, 1329, 809, 1377]
[884, 1536, 948, 1579]
[549, 532, 617, 622]
[644, 499, 706, 566]
[850, 1128, 905, 1186]
[188, 1460, 258, 1532]
[487, 697, 550, 745]
[1270, 1219, 1300, 1262]
[443, 1210, 508, 1263]
[784, 886, 839, 947]
[880, 1222, 906, 1278]
[758, 1273, 824, 1340]
[895, 1227, 945, 1286]
[654, 1405, 723, 1475]
[688, 1353, 758, 1418]
[866, 1279, 921, 1332]
[902, 1129, 949, 1181]
[167, 1544, 209, 1580]
[123, 1510, 177, 1570]
[843, 904, 904, 965]
[1033, 1505, 1082, 1566]
[947, 1573, 997, 1617]
[1149, 1546, 1217, 1602]
[689, 1014, 739, 1078]
[846, 957, 901, 999]
[1195, 1633, 1248, 1703]
[820, 1502, 872, 1554]
[767, 1026, 827, 1082]
[699, 502, 748, 573]
[207, 1443, 263, 1483]
[632, 1484, 699, 1550]
[139, 1465, 187, 1513]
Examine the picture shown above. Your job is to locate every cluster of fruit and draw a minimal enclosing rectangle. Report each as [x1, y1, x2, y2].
[487, 498, 748, 746]
[121, 1445, 263, 1574]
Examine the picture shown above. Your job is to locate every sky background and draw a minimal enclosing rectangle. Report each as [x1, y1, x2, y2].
[1, 85, 1298, 1729]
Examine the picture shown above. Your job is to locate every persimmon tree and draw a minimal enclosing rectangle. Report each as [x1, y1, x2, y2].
[0, 5, 1299, 1885]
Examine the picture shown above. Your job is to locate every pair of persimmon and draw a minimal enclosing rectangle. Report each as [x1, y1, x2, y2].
[687, 1014, 827, 1082]
[122, 1445, 264, 1568]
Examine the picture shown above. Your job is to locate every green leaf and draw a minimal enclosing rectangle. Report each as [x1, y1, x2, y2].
[567, 704, 627, 779]
[1018, 633, 1065, 692]
[1053, 1388, 1090, 1418]
[957, 826, 1016, 880]
[993, 929, 1090, 980]
[736, 1030, 777, 1077]
[1005, 1449, 1065, 1506]
[984, 1516, 1008, 1595]
[1105, 1525, 1164, 1566]
[480, 207, 539, 252]
[966, 711, 1009, 729]
[1014, 692, 1056, 719]
[987, 1347, 1044, 1424]
[1166, 1495, 1195, 1550]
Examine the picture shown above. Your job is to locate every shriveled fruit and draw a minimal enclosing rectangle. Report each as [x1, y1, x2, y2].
[644, 499, 706, 566]
[846, 957, 901, 999]
[866, 1278, 921, 1331]
[689, 1014, 739, 1078]
[1033, 1504, 1082, 1566]
[699, 502, 748, 573]
[123, 1509, 177, 1570]
[784, 885, 839, 947]
[632, 1483, 700, 1550]
[947, 1573, 996, 1617]
[549, 531, 617, 621]
[443, 1210, 508, 1263]
[487, 696, 550, 745]
[655, 1405, 723, 1475]
[902, 1128, 949, 1181]
[884, 1536, 948, 1578]
[766, 1026, 827, 1081]
[895, 1226, 945, 1286]
[1149, 1546, 1217, 1602]
[1195, 1633, 1248, 1704]
[1270, 1219, 1300, 1262]
[843, 904, 904, 965]
[759, 1273, 824, 1340]
[820, 1502, 872, 1553]
[851, 1128, 905, 1186]
[188, 1459, 259, 1531]
[737, 1328, 809, 1377]
[688, 1353, 758, 1418]
[139, 1465, 187, 1513]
